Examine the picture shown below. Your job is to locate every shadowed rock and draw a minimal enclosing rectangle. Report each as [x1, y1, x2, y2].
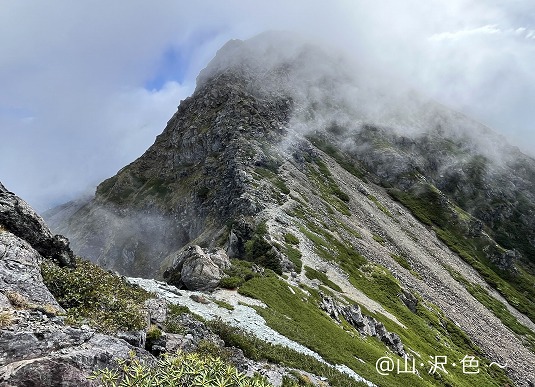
[0, 183, 74, 267]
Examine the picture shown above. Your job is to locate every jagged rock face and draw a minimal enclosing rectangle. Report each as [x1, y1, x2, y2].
[47, 32, 535, 277]
[0, 313, 152, 387]
[0, 184, 74, 267]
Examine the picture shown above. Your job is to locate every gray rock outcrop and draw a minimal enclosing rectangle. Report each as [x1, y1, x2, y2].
[0, 232, 62, 311]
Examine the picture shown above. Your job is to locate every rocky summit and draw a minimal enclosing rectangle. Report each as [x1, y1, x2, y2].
[3, 31, 534, 386]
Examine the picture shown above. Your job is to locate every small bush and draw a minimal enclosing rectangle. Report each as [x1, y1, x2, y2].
[244, 224, 283, 274]
[219, 259, 261, 289]
[168, 303, 191, 316]
[145, 324, 162, 350]
[41, 258, 152, 332]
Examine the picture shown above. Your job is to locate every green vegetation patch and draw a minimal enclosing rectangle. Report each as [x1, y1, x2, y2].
[163, 304, 192, 334]
[297, 215, 366, 269]
[212, 299, 235, 311]
[367, 194, 393, 217]
[390, 253, 412, 271]
[372, 233, 386, 245]
[219, 259, 262, 289]
[244, 222, 283, 274]
[304, 157, 351, 215]
[303, 265, 342, 292]
[306, 134, 367, 180]
[284, 232, 300, 245]
[285, 245, 303, 271]
[41, 258, 152, 332]
[254, 166, 290, 198]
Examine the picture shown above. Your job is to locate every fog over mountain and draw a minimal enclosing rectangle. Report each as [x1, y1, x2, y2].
[1, 0, 535, 211]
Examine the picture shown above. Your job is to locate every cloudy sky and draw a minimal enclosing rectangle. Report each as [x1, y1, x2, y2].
[1, 0, 534, 211]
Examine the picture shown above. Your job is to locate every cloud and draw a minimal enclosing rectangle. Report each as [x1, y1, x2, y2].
[429, 24, 502, 41]
[0, 0, 534, 210]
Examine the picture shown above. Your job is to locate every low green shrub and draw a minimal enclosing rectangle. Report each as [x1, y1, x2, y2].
[219, 276, 245, 289]
[219, 259, 261, 289]
[286, 246, 303, 271]
[41, 258, 151, 332]
[390, 253, 412, 271]
[146, 325, 162, 350]
[244, 223, 282, 274]
[212, 299, 235, 310]
[91, 351, 272, 387]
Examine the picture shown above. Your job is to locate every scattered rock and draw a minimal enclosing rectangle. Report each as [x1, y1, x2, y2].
[491, 249, 519, 273]
[190, 294, 210, 304]
[116, 330, 146, 348]
[145, 297, 169, 325]
[399, 289, 418, 313]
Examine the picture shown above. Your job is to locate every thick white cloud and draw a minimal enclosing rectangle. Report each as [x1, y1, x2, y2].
[0, 0, 534, 210]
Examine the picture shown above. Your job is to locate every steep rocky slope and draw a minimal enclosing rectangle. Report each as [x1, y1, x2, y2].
[47, 32, 535, 386]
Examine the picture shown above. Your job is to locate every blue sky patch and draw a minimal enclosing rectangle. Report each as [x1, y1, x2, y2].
[144, 47, 186, 90]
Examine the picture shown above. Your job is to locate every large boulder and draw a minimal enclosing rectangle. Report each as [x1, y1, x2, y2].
[0, 231, 62, 310]
[0, 183, 74, 267]
[163, 245, 230, 291]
